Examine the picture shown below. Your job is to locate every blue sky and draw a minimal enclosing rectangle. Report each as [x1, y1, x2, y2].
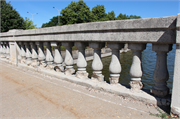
[6, 0, 180, 28]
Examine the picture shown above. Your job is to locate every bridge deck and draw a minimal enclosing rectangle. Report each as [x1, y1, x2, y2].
[0, 62, 160, 119]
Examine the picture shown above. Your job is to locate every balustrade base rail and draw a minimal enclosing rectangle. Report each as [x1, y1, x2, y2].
[0, 59, 171, 107]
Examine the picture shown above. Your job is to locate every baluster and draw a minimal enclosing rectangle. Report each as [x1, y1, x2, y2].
[24, 42, 32, 65]
[129, 43, 146, 91]
[1, 42, 6, 58]
[5, 42, 10, 60]
[108, 43, 124, 84]
[89, 42, 105, 82]
[0, 42, 2, 58]
[151, 44, 172, 97]
[62, 42, 75, 75]
[30, 42, 39, 67]
[75, 42, 88, 79]
[52, 42, 64, 72]
[36, 42, 46, 67]
[19, 42, 26, 64]
[17, 42, 22, 63]
[44, 42, 54, 69]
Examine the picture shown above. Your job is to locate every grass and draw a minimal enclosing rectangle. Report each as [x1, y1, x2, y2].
[43, 46, 78, 51]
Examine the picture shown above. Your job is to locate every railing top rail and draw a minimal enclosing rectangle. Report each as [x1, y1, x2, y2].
[0, 15, 178, 44]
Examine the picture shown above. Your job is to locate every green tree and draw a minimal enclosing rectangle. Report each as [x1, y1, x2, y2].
[116, 13, 141, 20]
[128, 15, 141, 19]
[1, 0, 25, 32]
[92, 5, 107, 21]
[41, 16, 59, 28]
[116, 13, 129, 20]
[107, 11, 116, 20]
[60, 0, 94, 25]
[24, 17, 37, 29]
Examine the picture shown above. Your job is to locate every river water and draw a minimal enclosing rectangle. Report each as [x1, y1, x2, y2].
[74, 43, 176, 93]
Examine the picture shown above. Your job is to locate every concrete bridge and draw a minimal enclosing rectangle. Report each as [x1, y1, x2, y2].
[0, 13, 180, 117]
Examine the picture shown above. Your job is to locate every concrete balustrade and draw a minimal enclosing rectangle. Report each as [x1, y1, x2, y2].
[0, 14, 179, 117]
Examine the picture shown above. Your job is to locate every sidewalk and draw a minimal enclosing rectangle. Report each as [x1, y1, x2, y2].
[0, 62, 161, 119]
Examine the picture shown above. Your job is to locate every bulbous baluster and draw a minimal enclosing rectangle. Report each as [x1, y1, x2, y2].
[44, 42, 54, 69]
[5, 42, 10, 60]
[129, 43, 146, 91]
[151, 44, 172, 97]
[0, 42, 2, 57]
[36, 42, 46, 67]
[89, 42, 105, 82]
[24, 42, 32, 65]
[19, 42, 26, 64]
[1, 42, 6, 58]
[52, 42, 64, 72]
[75, 42, 88, 79]
[16, 42, 22, 63]
[108, 43, 124, 84]
[62, 42, 75, 75]
[31, 42, 39, 67]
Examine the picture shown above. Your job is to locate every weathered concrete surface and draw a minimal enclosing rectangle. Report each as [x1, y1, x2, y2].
[0, 61, 162, 119]
[171, 44, 180, 117]
[0, 16, 177, 44]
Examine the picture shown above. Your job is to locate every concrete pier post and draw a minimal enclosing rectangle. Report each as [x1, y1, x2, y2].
[44, 42, 54, 69]
[75, 42, 88, 79]
[89, 42, 105, 82]
[129, 43, 146, 91]
[51, 42, 64, 72]
[107, 43, 124, 84]
[30, 42, 39, 67]
[24, 42, 32, 65]
[19, 42, 26, 64]
[62, 42, 75, 75]
[151, 44, 172, 97]
[171, 44, 180, 117]
[36, 42, 46, 67]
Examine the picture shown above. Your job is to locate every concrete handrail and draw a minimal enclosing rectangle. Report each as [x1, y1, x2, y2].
[0, 15, 178, 44]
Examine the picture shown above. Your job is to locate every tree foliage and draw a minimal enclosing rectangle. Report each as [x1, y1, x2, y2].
[116, 13, 141, 20]
[24, 17, 37, 29]
[107, 11, 116, 20]
[60, 0, 94, 25]
[92, 5, 107, 21]
[41, 0, 141, 28]
[1, 0, 25, 32]
[41, 16, 58, 28]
